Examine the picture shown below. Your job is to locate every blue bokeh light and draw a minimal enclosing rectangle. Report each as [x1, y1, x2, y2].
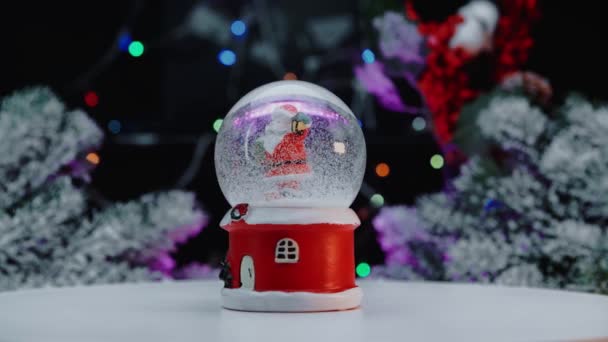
[230, 20, 247, 36]
[361, 49, 375, 64]
[118, 33, 132, 52]
[108, 120, 122, 134]
[218, 49, 237, 66]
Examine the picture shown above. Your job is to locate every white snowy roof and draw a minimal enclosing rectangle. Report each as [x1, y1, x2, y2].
[220, 207, 360, 227]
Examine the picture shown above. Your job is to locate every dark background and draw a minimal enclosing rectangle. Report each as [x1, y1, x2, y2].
[1, 0, 607, 268]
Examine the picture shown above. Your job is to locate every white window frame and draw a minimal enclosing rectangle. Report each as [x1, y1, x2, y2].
[275, 238, 299, 263]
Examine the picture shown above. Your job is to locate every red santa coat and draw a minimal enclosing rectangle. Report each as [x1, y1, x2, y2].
[264, 129, 311, 178]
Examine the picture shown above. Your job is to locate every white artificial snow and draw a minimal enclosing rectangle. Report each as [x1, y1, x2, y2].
[221, 286, 362, 312]
[220, 207, 360, 227]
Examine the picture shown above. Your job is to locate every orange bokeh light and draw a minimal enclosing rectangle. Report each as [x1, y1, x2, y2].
[375, 162, 390, 177]
[283, 72, 297, 80]
[86, 152, 100, 165]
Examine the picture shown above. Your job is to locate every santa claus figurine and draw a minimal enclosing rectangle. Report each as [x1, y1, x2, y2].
[254, 104, 312, 199]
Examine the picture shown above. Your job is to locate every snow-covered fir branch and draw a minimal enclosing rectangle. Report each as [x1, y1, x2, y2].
[0, 87, 103, 210]
[0, 178, 206, 291]
[373, 93, 608, 293]
[0, 87, 208, 292]
[477, 94, 547, 161]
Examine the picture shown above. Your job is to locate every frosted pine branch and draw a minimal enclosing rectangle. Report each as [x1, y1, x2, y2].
[0, 178, 86, 290]
[74, 191, 206, 266]
[477, 94, 547, 160]
[540, 97, 608, 220]
[494, 264, 544, 287]
[0, 87, 102, 209]
[373, 93, 608, 293]
[0, 187, 205, 292]
[0, 87, 208, 292]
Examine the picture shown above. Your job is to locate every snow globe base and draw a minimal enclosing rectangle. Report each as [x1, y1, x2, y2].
[221, 287, 362, 312]
[219, 206, 362, 313]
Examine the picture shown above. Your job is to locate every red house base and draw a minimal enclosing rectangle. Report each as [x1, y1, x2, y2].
[220, 205, 362, 312]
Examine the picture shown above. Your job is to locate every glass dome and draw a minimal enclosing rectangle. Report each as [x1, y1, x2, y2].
[215, 80, 366, 208]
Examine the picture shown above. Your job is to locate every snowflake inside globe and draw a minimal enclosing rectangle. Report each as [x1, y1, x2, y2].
[215, 81, 366, 208]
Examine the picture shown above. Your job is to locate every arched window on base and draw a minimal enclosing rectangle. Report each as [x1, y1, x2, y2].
[275, 238, 299, 263]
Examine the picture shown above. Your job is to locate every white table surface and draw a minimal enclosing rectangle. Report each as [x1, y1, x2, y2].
[0, 279, 607, 342]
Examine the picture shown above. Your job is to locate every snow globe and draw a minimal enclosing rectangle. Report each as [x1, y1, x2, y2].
[215, 80, 366, 312]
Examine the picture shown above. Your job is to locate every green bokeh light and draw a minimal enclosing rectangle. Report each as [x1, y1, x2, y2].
[430, 154, 444, 169]
[356, 262, 371, 278]
[213, 118, 223, 133]
[370, 193, 384, 208]
[128, 41, 144, 57]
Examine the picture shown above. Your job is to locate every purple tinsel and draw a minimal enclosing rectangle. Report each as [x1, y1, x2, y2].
[355, 12, 426, 114]
[373, 11, 425, 65]
[355, 62, 409, 113]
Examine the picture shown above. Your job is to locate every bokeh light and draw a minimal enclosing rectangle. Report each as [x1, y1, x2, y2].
[356, 262, 371, 278]
[412, 117, 426, 131]
[430, 154, 444, 169]
[370, 193, 384, 208]
[218, 49, 236, 66]
[230, 20, 247, 36]
[283, 72, 297, 80]
[375, 162, 390, 177]
[361, 49, 375, 64]
[84, 91, 99, 108]
[108, 120, 121, 134]
[118, 33, 132, 52]
[213, 118, 223, 132]
[128, 41, 144, 57]
[86, 152, 100, 165]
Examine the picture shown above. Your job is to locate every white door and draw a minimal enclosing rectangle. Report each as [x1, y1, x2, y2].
[240, 255, 255, 290]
